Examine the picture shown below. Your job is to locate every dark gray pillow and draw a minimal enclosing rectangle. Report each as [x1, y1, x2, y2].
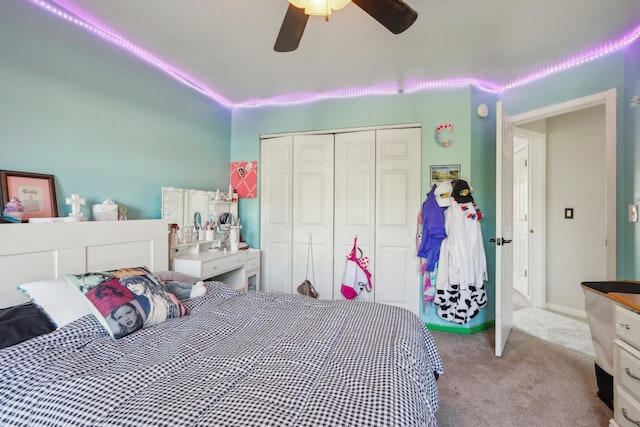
[0, 303, 55, 349]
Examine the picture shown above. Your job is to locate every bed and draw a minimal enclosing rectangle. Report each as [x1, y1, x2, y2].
[0, 220, 444, 426]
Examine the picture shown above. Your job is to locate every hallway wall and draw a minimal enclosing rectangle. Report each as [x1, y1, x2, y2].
[545, 105, 607, 313]
[521, 105, 607, 315]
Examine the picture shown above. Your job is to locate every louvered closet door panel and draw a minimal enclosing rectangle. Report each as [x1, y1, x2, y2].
[292, 134, 335, 299]
[375, 127, 422, 315]
[260, 136, 294, 293]
[333, 130, 376, 301]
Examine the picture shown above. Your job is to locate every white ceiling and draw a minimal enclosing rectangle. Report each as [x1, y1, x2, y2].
[49, 0, 640, 106]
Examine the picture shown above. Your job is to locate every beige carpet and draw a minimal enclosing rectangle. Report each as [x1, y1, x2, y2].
[432, 327, 612, 426]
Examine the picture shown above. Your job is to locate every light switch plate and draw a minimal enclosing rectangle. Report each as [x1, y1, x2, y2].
[629, 204, 638, 223]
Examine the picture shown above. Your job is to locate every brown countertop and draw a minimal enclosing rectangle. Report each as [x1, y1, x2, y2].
[581, 281, 640, 312]
[608, 292, 640, 313]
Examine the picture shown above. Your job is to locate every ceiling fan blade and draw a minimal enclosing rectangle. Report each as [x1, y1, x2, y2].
[352, 0, 417, 34]
[274, 4, 309, 52]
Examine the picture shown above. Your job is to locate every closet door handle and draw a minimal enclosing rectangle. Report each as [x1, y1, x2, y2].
[489, 237, 512, 246]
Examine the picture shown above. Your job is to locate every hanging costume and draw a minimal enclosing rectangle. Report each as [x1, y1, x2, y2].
[418, 184, 448, 271]
[418, 179, 488, 325]
[417, 182, 450, 303]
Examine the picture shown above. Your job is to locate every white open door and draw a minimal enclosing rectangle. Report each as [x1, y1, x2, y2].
[512, 137, 529, 299]
[513, 127, 547, 309]
[495, 101, 515, 357]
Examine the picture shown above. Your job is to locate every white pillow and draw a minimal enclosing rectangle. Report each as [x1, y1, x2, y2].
[18, 279, 93, 328]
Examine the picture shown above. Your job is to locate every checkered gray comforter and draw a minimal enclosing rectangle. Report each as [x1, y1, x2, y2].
[0, 283, 444, 426]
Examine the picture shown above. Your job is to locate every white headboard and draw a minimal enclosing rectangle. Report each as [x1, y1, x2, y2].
[0, 219, 168, 308]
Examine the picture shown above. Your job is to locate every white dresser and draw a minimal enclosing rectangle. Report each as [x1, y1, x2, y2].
[611, 294, 640, 427]
[173, 248, 260, 294]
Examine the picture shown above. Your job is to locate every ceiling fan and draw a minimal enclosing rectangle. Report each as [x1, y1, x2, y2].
[274, 0, 418, 52]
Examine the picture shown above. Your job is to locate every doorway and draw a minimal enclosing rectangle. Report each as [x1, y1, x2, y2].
[508, 89, 616, 351]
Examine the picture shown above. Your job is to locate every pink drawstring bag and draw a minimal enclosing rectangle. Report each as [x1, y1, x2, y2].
[340, 237, 372, 300]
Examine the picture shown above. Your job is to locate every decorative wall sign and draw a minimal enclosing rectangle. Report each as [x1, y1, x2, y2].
[434, 123, 454, 147]
[230, 161, 258, 198]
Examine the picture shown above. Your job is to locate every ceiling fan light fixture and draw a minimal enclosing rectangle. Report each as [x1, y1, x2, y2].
[288, 0, 351, 16]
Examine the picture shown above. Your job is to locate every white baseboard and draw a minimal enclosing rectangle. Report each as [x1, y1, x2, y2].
[544, 302, 587, 321]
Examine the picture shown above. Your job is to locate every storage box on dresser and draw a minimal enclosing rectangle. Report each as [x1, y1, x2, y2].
[612, 297, 640, 427]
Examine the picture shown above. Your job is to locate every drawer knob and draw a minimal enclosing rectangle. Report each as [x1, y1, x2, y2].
[626, 367, 640, 381]
[618, 322, 631, 330]
[622, 408, 640, 426]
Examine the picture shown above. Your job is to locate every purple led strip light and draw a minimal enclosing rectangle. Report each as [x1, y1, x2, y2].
[28, 0, 640, 109]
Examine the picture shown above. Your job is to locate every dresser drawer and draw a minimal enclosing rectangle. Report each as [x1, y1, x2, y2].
[201, 253, 245, 279]
[618, 345, 640, 401]
[246, 255, 260, 271]
[616, 305, 640, 349]
[615, 387, 640, 427]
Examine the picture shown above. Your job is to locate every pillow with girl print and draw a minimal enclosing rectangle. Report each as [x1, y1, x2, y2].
[66, 267, 186, 339]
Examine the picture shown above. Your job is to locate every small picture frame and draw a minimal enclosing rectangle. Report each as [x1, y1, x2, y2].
[430, 164, 460, 185]
[0, 170, 58, 221]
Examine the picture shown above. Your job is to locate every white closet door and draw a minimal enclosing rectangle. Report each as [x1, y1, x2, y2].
[260, 136, 294, 293]
[375, 127, 422, 315]
[333, 130, 376, 301]
[292, 134, 335, 299]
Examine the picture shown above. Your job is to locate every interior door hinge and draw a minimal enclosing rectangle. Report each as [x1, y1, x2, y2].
[524, 269, 528, 277]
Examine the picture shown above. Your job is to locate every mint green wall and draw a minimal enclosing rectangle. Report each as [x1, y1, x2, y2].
[4, 0, 640, 328]
[469, 88, 499, 328]
[0, 0, 231, 219]
[230, 88, 500, 329]
[625, 41, 640, 278]
[499, 52, 635, 278]
[231, 47, 640, 326]
[231, 89, 474, 246]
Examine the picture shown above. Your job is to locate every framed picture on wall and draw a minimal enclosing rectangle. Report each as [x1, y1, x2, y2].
[0, 170, 58, 221]
[430, 164, 460, 185]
